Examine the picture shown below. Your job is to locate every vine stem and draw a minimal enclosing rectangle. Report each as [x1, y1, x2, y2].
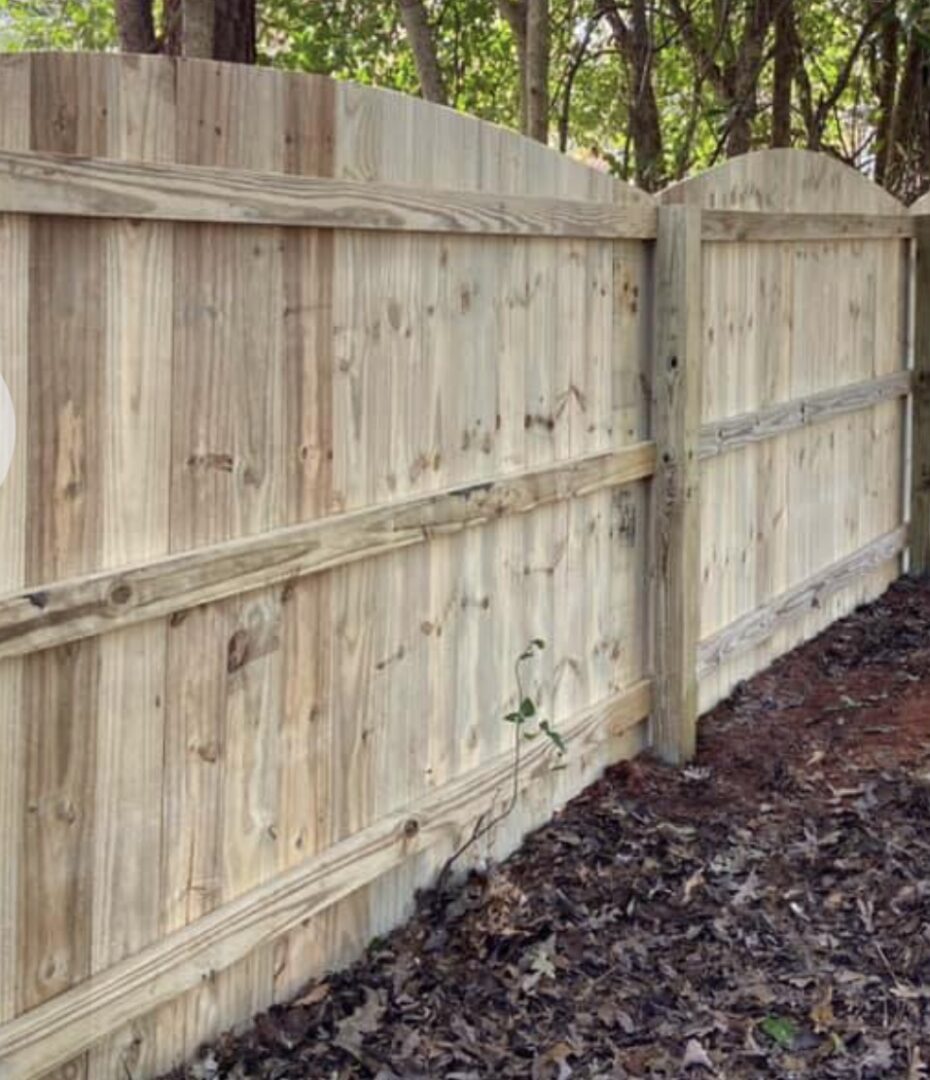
[436, 649, 534, 892]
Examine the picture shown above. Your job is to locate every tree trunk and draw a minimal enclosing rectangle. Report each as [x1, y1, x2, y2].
[873, 0, 899, 184]
[628, 0, 663, 186]
[887, 28, 930, 199]
[498, 1, 529, 135]
[397, 0, 447, 104]
[771, 0, 794, 146]
[601, 0, 665, 189]
[115, 0, 158, 53]
[667, 0, 774, 159]
[214, 0, 257, 62]
[725, 0, 773, 156]
[525, 0, 549, 143]
[182, 0, 214, 57]
[162, 0, 182, 55]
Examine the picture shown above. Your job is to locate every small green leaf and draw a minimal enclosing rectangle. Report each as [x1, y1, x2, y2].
[531, 638, 545, 650]
[760, 1016, 797, 1049]
[539, 720, 566, 754]
[520, 697, 536, 718]
[503, 711, 524, 724]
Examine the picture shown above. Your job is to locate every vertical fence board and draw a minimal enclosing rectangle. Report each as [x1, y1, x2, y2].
[0, 53, 31, 1028]
[911, 216, 930, 570]
[650, 205, 702, 763]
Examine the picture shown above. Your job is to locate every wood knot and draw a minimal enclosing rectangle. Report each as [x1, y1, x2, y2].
[109, 582, 132, 606]
[227, 629, 251, 673]
[403, 818, 420, 839]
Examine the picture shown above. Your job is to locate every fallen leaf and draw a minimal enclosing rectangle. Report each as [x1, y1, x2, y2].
[682, 1038, 715, 1072]
[293, 981, 330, 1007]
[334, 987, 386, 1055]
[683, 867, 706, 903]
[861, 1039, 894, 1070]
[809, 985, 834, 1033]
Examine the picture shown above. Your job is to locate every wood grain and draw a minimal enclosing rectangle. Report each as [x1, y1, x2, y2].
[702, 209, 913, 243]
[0, 53, 31, 1027]
[0, 149, 659, 240]
[699, 370, 911, 459]
[0, 443, 655, 660]
[664, 148, 908, 712]
[698, 527, 906, 676]
[650, 205, 702, 763]
[0, 679, 651, 1080]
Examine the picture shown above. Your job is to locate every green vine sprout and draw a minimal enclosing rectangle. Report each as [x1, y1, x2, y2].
[437, 639, 565, 890]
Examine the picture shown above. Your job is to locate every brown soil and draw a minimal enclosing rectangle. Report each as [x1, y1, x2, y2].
[170, 576, 930, 1079]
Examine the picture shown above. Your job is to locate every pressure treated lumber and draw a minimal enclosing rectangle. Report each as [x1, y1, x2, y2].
[0, 150, 659, 239]
[701, 209, 913, 243]
[0, 679, 652, 1080]
[650, 204, 702, 763]
[699, 370, 911, 459]
[697, 526, 907, 676]
[0, 443, 655, 660]
[911, 215, 930, 570]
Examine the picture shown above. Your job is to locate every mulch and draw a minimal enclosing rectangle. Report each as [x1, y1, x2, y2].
[171, 576, 930, 1079]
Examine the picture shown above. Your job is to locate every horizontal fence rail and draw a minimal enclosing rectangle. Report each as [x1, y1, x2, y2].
[701, 208, 914, 242]
[0, 443, 655, 659]
[697, 526, 908, 677]
[0, 150, 660, 239]
[698, 370, 912, 459]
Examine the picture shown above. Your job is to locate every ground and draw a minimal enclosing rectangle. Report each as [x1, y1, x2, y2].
[173, 576, 930, 1079]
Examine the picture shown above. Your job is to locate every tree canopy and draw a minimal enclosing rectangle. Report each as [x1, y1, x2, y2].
[1, 0, 928, 200]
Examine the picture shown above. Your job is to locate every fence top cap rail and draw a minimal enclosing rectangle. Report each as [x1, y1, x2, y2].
[0, 148, 660, 240]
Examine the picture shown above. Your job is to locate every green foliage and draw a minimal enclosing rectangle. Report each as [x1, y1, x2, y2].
[0, 0, 117, 51]
[760, 1015, 798, 1049]
[508, 638, 564, 757]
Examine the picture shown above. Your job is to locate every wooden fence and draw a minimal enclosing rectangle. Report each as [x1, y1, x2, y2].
[0, 52, 923, 1080]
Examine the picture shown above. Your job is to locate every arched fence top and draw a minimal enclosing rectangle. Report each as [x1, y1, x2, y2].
[0, 51, 656, 209]
[661, 148, 907, 214]
[913, 190, 930, 215]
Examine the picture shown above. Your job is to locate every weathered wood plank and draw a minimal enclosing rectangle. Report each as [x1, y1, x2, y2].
[0, 442, 656, 660]
[0, 149, 659, 239]
[0, 679, 651, 1080]
[697, 526, 907, 677]
[0, 52, 31, 1027]
[699, 370, 911, 459]
[702, 209, 913, 243]
[910, 217, 930, 570]
[650, 205, 702, 763]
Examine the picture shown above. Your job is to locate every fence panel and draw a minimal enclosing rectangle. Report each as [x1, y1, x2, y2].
[663, 150, 911, 712]
[0, 53, 656, 1079]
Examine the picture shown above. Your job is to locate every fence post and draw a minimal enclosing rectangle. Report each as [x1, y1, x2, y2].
[650, 204, 702, 763]
[911, 215, 930, 572]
